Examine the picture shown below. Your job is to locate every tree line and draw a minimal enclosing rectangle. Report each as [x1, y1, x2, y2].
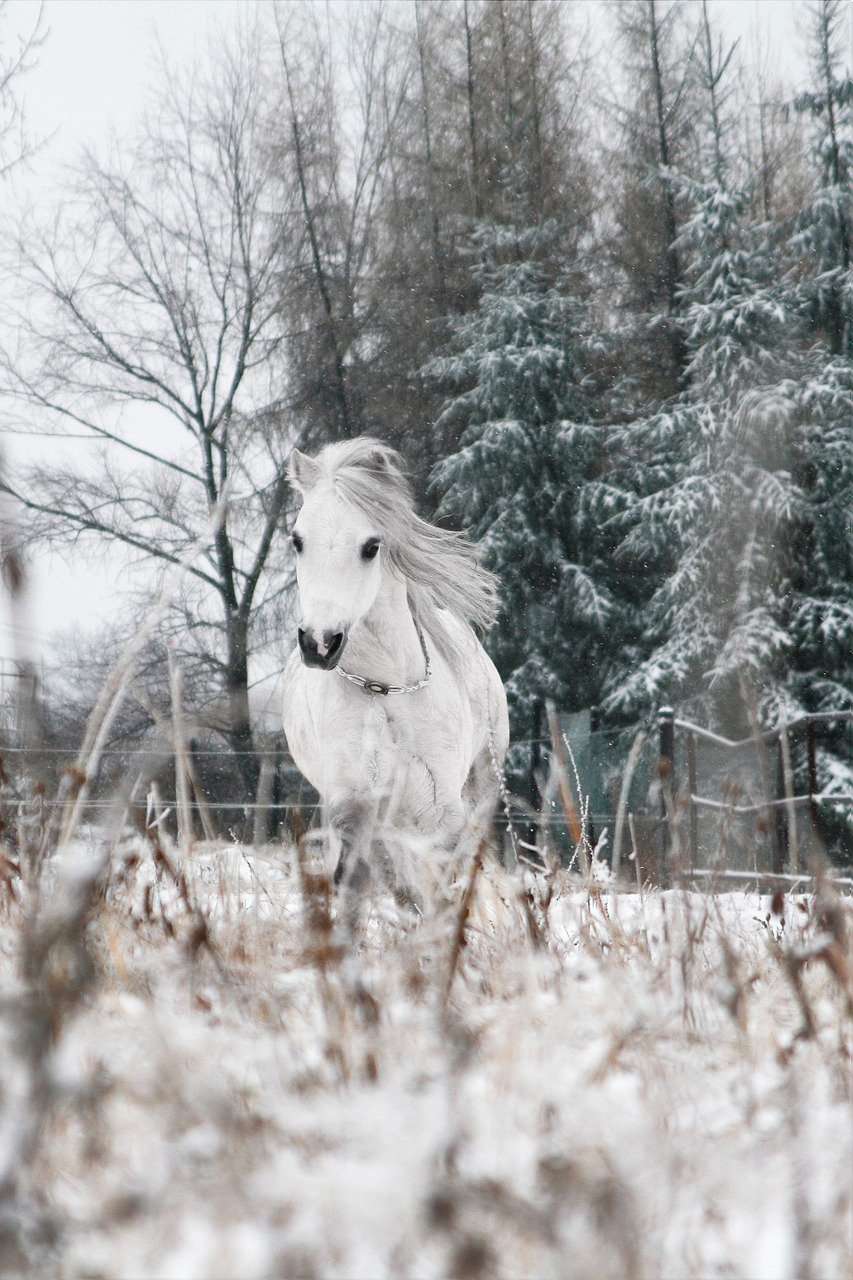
[0, 0, 851, 843]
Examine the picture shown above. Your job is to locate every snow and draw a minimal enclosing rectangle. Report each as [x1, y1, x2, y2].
[1, 836, 850, 1278]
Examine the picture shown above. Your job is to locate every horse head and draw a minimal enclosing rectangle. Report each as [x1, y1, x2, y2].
[288, 444, 392, 671]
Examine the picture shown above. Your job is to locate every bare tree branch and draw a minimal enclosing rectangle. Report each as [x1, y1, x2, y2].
[0, 0, 46, 178]
[0, 20, 293, 794]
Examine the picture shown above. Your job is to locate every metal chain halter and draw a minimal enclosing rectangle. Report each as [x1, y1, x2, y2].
[336, 621, 432, 697]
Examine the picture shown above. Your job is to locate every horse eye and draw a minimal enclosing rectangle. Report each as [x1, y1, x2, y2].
[291, 531, 303, 554]
[361, 538, 380, 561]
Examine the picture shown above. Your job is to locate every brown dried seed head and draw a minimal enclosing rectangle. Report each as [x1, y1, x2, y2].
[1, 548, 25, 596]
[450, 1236, 495, 1279]
[425, 1187, 456, 1230]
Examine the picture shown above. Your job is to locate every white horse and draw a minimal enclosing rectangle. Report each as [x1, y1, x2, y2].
[282, 438, 509, 898]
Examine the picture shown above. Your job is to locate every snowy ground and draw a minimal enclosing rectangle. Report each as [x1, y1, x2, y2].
[0, 834, 851, 1280]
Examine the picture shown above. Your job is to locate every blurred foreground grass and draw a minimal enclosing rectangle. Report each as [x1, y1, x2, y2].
[0, 837, 851, 1280]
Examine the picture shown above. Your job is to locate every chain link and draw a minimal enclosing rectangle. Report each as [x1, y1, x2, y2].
[335, 622, 432, 697]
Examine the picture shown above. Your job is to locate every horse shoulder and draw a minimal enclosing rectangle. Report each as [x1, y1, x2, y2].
[283, 652, 379, 801]
[483, 647, 509, 757]
[282, 647, 321, 789]
[431, 611, 507, 732]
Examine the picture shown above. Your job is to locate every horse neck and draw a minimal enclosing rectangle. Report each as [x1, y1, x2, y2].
[346, 565, 424, 685]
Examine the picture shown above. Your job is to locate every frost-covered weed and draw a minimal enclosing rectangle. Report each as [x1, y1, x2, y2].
[0, 837, 850, 1280]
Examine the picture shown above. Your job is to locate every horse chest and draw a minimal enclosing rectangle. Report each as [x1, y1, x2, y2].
[358, 698, 420, 760]
[341, 691, 467, 793]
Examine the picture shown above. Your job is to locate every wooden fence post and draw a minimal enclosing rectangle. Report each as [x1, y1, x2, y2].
[806, 720, 820, 837]
[167, 645, 193, 852]
[686, 730, 698, 871]
[773, 735, 788, 875]
[253, 750, 275, 847]
[658, 706, 675, 885]
[778, 721, 799, 874]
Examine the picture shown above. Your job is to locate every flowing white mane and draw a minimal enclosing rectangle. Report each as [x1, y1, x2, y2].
[295, 437, 500, 640]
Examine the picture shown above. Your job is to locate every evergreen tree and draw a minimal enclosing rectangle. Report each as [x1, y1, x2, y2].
[786, 0, 853, 829]
[429, 222, 614, 793]
[789, 361, 853, 828]
[792, 0, 853, 359]
[601, 0, 853, 849]
[602, 6, 800, 740]
[367, 0, 595, 509]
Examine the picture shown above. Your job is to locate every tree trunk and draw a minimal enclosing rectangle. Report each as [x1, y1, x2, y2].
[415, 0, 447, 308]
[224, 609, 260, 803]
[280, 49, 354, 439]
[648, 0, 688, 386]
[463, 0, 482, 219]
[818, 0, 851, 356]
[524, 0, 545, 220]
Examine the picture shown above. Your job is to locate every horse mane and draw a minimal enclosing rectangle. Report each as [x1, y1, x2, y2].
[297, 438, 500, 642]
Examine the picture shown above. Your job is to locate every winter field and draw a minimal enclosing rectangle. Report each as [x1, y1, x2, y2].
[1, 827, 851, 1280]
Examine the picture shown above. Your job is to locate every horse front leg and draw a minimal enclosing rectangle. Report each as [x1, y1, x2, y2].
[326, 795, 384, 938]
[327, 791, 424, 921]
[327, 796, 373, 886]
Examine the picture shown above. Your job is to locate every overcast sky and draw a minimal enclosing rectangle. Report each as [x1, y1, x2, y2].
[1, 0, 248, 669]
[0, 0, 826, 670]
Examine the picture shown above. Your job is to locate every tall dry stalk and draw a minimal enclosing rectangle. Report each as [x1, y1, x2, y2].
[443, 841, 486, 1003]
[50, 500, 227, 854]
[612, 731, 647, 879]
[168, 643, 194, 852]
[545, 699, 589, 874]
[295, 828, 352, 1083]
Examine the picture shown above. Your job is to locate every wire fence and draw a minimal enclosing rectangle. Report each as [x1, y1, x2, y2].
[1, 702, 851, 875]
[659, 708, 853, 877]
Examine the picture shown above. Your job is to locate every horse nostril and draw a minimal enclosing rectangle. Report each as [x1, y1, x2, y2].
[324, 632, 344, 662]
[297, 627, 346, 669]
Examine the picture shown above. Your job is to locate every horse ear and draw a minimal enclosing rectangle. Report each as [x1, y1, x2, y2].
[363, 445, 396, 475]
[288, 448, 320, 494]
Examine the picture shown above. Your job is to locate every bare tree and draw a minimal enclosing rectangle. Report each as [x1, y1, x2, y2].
[0, 27, 289, 796]
[736, 16, 808, 229]
[606, 0, 701, 401]
[270, 0, 409, 448]
[0, 0, 45, 179]
[361, 0, 596, 498]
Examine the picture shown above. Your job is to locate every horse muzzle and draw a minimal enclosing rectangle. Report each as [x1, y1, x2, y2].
[297, 627, 347, 670]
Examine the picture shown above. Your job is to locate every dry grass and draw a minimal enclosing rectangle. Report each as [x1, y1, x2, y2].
[0, 818, 850, 1280]
[3, 444, 846, 1276]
